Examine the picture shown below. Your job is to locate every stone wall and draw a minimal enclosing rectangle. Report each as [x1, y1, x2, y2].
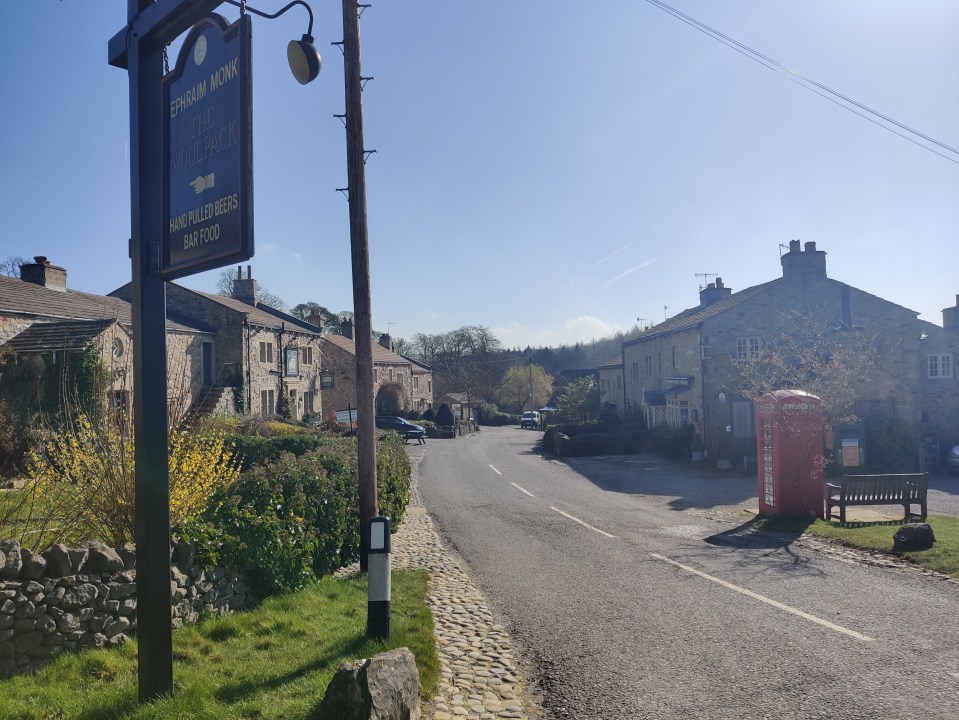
[0, 539, 248, 679]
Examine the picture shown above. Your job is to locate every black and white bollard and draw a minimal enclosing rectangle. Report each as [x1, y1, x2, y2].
[367, 516, 391, 640]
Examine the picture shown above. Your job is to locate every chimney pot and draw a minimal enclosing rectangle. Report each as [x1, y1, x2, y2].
[715, 277, 724, 288]
[21, 257, 67, 291]
[804, 241, 817, 252]
[789, 239, 801, 253]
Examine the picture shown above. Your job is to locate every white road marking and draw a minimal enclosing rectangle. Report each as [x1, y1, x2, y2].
[651, 554, 874, 642]
[550, 507, 616, 538]
[511, 482, 535, 497]
[488, 465, 502, 475]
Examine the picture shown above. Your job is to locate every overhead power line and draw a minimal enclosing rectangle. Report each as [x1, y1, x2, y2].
[643, 0, 959, 165]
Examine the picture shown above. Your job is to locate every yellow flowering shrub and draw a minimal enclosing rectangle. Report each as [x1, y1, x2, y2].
[23, 414, 239, 548]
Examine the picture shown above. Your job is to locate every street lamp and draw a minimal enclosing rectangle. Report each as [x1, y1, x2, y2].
[224, 0, 321, 84]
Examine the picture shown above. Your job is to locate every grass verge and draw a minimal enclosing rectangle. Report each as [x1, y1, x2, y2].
[0, 568, 440, 719]
[758, 514, 959, 577]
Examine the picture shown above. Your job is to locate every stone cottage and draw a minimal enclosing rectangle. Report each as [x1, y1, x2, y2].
[112, 266, 326, 421]
[0, 257, 211, 417]
[617, 241, 959, 466]
[319, 321, 433, 418]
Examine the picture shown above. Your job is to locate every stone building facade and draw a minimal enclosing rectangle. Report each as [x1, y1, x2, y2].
[319, 325, 433, 419]
[598, 360, 624, 417]
[619, 241, 959, 466]
[0, 258, 210, 418]
[130, 267, 327, 422]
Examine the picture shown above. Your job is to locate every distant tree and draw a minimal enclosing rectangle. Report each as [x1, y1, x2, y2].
[0, 256, 30, 278]
[290, 302, 339, 331]
[494, 364, 553, 413]
[215, 268, 287, 311]
[557, 376, 600, 422]
[392, 337, 413, 357]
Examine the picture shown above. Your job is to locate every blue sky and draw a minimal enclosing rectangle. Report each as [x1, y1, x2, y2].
[2, 1, 957, 349]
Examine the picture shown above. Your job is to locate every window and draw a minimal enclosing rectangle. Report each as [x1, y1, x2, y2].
[631, 362, 639, 382]
[666, 398, 689, 428]
[645, 356, 652, 377]
[304, 390, 315, 414]
[413, 376, 419, 389]
[601, 379, 609, 393]
[301, 346, 313, 365]
[260, 389, 275, 416]
[259, 341, 273, 364]
[736, 336, 760, 361]
[928, 354, 953, 378]
[284, 347, 299, 376]
[616, 375, 622, 391]
[671, 346, 677, 369]
[320, 371, 334, 389]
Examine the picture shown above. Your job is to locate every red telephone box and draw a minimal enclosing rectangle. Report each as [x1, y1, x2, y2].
[755, 390, 825, 518]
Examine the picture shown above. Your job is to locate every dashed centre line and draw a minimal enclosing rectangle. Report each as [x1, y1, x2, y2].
[651, 553, 874, 642]
[510, 482, 535, 497]
[550, 507, 616, 538]
[488, 465, 502, 475]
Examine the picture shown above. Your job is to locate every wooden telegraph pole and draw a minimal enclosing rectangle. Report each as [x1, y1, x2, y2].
[341, 0, 378, 572]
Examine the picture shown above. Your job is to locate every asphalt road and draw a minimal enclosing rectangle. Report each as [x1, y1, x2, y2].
[416, 426, 959, 720]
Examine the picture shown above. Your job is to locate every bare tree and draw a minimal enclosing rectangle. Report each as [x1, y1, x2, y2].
[0, 256, 30, 278]
[215, 268, 288, 311]
[734, 310, 883, 426]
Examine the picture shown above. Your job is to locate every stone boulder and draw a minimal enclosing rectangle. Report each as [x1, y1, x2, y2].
[317, 647, 421, 720]
[19, 549, 46, 580]
[0, 541, 22, 580]
[42, 544, 73, 578]
[893, 523, 935, 552]
[82, 542, 124, 574]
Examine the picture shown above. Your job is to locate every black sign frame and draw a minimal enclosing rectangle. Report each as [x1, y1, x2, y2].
[160, 13, 253, 280]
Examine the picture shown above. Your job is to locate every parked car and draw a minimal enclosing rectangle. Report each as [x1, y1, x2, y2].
[520, 411, 540, 429]
[948, 445, 959, 476]
[375, 416, 426, 443]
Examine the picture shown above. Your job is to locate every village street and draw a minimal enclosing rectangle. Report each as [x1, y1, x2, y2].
[414, 427, 959, 720]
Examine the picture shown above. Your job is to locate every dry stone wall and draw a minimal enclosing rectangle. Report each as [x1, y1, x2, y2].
[0, 538, 248, 678]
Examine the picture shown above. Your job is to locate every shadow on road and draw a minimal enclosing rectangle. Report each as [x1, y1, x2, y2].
[557, 452, 758, 512]
[704, 515, 814, 550]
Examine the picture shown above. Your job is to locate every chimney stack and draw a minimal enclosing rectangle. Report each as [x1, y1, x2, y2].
[233, 264, 258, 306]
[379, 333, 393, 352]
[943, 294, 959, 332]
[20, 256, 67, 292]
[699, 276, 732, 307]
[307, 308, 324, 330]
[780, 240, 827, 283]
[340, 318, 354, 339]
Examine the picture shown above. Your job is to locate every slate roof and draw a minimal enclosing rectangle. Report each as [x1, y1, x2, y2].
[623, 280, 780, 346]
[158, 285, 323, 334]
[322, 333, 424, 367]
[2, 319, 115, 352]
[0, 275, 203, 335]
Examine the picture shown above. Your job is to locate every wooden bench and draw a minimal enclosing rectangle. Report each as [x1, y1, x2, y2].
[825, 473, 928, 524]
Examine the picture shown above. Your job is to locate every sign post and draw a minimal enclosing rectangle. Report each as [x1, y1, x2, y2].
[109, 0, 249, 701]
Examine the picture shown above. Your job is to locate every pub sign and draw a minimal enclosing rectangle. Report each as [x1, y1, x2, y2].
[161, 14, 252, 279]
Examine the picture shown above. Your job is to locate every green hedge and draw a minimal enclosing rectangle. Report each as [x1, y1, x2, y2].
[228, 433, 330, 470]
[543, 422, 649, 457]
[179, 434, 411, 600]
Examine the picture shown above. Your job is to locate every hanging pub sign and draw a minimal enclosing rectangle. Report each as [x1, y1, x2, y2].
[161, 13, 252, 280]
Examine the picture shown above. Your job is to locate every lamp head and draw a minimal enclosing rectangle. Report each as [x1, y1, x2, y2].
[288, 33, 321, 84]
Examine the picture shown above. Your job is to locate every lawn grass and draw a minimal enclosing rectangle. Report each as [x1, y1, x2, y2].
[759, 514, 959, 578]
[0, 569, 440, 719]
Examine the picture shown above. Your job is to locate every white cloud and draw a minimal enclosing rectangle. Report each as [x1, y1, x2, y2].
[493, 315, 622, 348]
